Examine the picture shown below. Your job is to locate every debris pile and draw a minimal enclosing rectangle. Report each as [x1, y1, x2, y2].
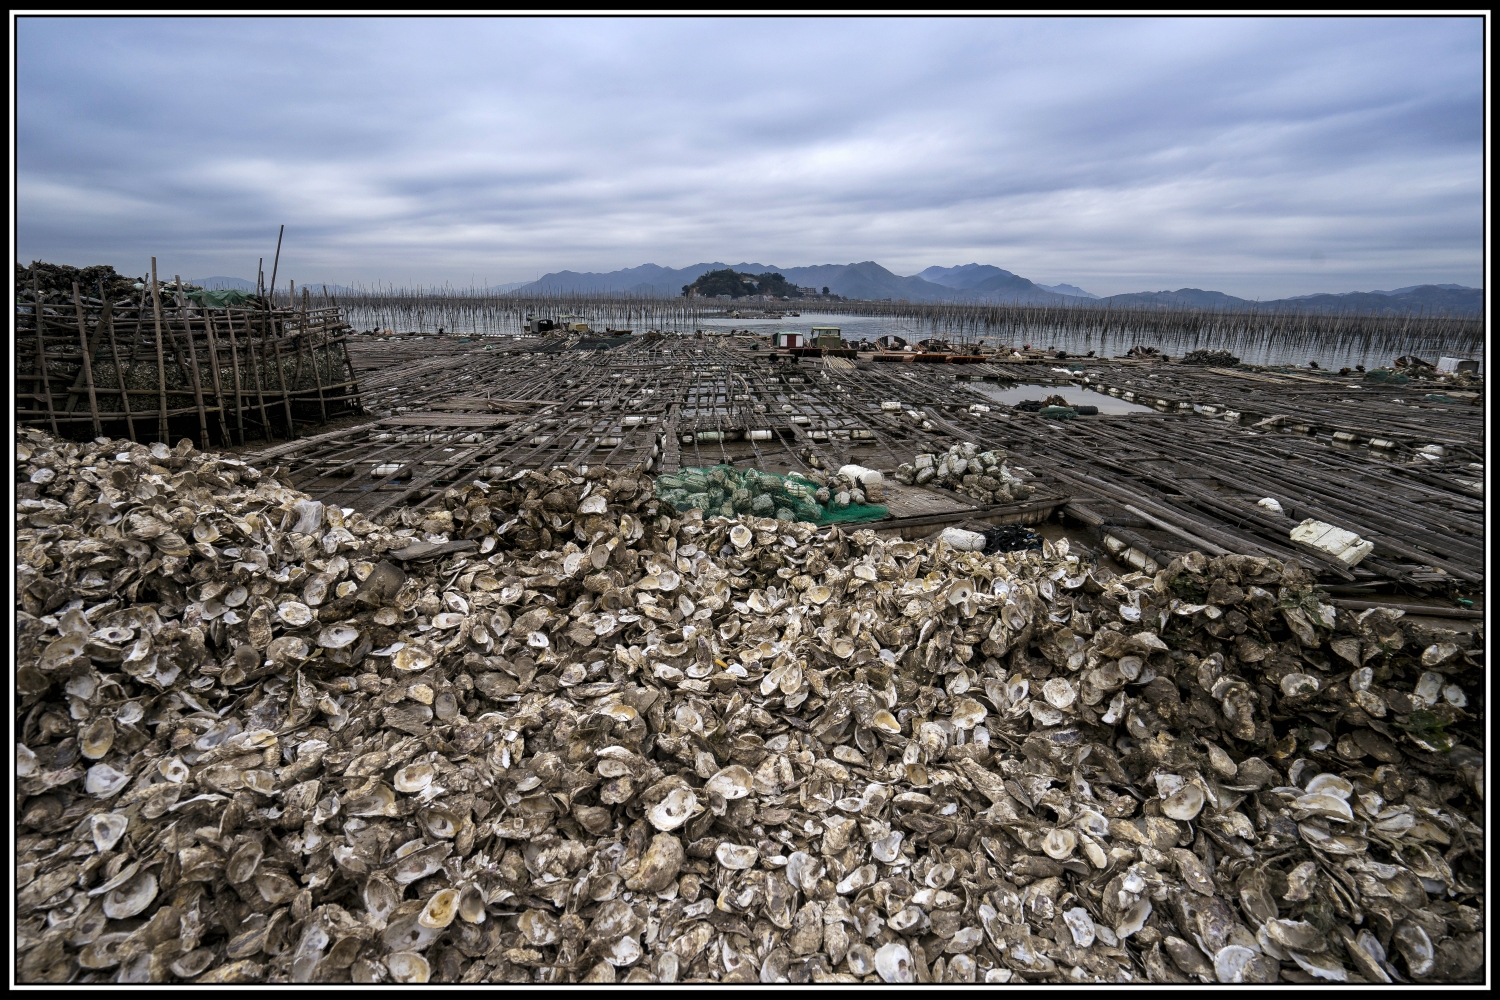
[980, 524, 1042, 554]
[15, 428, 1485, 985]
[1180, 350, 1240, 367]
[894, 442, 1035, 505]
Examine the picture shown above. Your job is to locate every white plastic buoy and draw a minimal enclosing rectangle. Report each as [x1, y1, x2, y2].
[1257, 497, 1284, 514]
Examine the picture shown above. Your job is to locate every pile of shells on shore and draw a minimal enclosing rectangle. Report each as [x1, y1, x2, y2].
[893, 441, 1035, 505]
[15, 428, 1484, 985]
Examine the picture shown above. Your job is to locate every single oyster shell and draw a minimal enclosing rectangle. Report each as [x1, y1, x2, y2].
[227, 841, 263, 884]
[266, 635, 309, 663]
[870, 831, 904, 863]
[1062, 906, 1096, 947]
[875, 942, 914, 983]
[317, 624, 361, 649]
[1304, 772, 1352, 798]
[1162, 783, 1206, 820]
[1043, 828, 1077, 859]
[85, 763, 130, 798]
[102, 872, 158, 919]
[277, 601, 313, 627]
[648, 786, 698, 831]
[79, 717, 115, 760]
[90, 812, 128, 853]
[394, 761, 436, 793]
[1295, 792, 1355, 822]
[344, 783, 398, 817]
[715, 843, 759, 870]
[1280, 673, 1321, 697]
[1214, 944, 1258, 983]
[1042, 677, 1076, 710]
[458, 886, 487, 924]
[950, 697, 987, 729]
[1265, 918, 1325, 953]
[418, 888, 460, 929]
[1392, 922, 1434, 977]
[392, 645, 435, 672]
[387, 951, 430, 984]
[1290, 950, 1348, 981]
[705, 765, 753, 800]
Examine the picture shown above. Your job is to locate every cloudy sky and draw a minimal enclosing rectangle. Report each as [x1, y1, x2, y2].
[15, 16, 1484, 297]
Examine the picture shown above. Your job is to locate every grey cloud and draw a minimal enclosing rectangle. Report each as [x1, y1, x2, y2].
[17, 16, 1483, 297]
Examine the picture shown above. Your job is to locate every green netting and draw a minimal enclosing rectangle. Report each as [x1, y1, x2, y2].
[655, 465, 889, 525]
[1038, 405, 1077, 420]
[1362, 368, 1409, 385]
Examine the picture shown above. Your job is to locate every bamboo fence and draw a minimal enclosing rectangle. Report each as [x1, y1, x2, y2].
[16, 264, 364, 448]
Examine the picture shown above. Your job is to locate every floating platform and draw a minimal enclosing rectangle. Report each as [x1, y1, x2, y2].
[235, 334, 1482, 597]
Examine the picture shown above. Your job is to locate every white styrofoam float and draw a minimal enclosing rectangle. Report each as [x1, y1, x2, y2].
[1289, 519, 1375, 567]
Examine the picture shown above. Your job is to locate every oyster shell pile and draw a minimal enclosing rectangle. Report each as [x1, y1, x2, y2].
[15, 429, 1484, 984]
[894, 442, 1034, 504]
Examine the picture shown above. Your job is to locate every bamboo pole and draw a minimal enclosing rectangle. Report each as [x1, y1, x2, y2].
[173, 276, 213, 447]
[99, 286, 137, 442]
[269, 327, 296, 436]
[149, 258, 170, 443]
[210, 311, 244, 444]
[70, 282, 103, 437]
[29, 273, 60, 434]
[235, 308, 275, 441]
[200, 306, 232, 445]
[302, 286, 329, 422]
[267, 225, 284, 306]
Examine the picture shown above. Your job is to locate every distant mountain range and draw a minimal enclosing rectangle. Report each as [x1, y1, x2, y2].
[517, 262, 1481, 314]
[193, 267, 1481, 315]
[1093, 285, 1483, 315]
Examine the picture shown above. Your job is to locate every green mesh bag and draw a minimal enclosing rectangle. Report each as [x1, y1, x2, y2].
[655, 465, 888, 525]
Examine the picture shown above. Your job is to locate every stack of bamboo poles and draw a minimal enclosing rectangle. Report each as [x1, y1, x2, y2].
[16, 259, 364, 447]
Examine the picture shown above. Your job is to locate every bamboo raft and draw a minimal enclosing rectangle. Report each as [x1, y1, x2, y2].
[16, 267, 362, 447]
[235, 333, 1481, 600]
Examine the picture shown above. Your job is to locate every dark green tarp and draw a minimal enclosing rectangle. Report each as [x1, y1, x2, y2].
[183, 288, 259, 308]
